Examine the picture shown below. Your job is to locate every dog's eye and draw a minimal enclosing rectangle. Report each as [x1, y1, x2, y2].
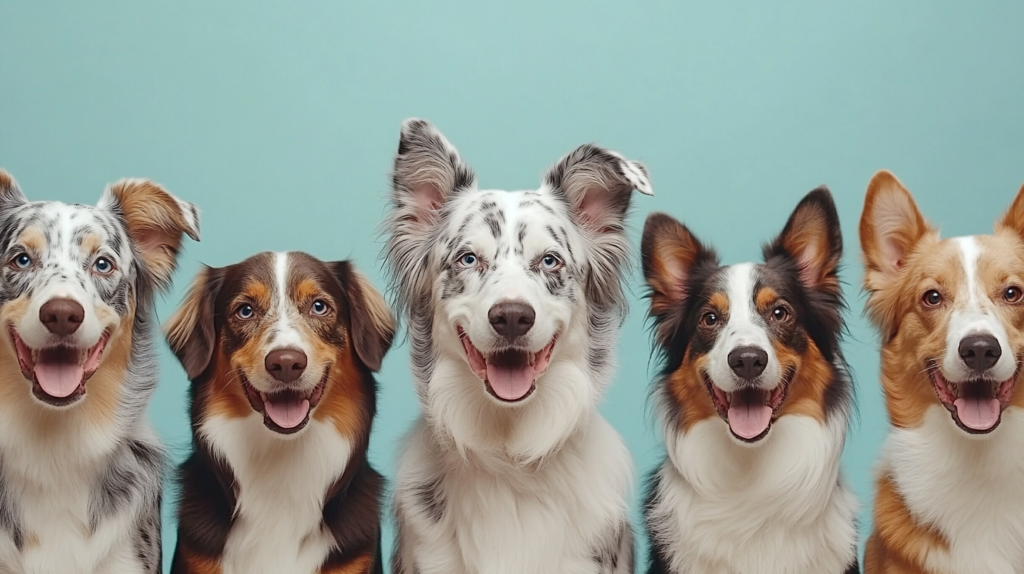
[92, 257, 114, 275]
[701, 312, 718, 327]
[1005, 286, 1022, 303]
[311, 300, 329, 315]
[236, 304, 255, 320]
[458, 253, 478, 267]
[770, 306, 789, 322]
[539, 254, 562, 271]
[923, 290, 942, 307]
[11, 253, 32, 270]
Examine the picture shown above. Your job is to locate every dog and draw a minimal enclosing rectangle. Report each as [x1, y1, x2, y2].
[164, 251, 394, 574]
[0, 169, 199, 573]
[641, 188, 859, 574]
[383, 118, 651, 574]
[860, 171, 1024, 573]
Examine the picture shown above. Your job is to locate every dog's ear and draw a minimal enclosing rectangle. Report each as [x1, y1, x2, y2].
[642, 212, 716, 346]
[859, 170, 933, 291]
[996, 182, 1024, 239]
[331, 261, 395, 372]
[764, 186, 843, 295]
[99, 179, 201, 292]
[164, 266, 224, 380]
[0, 169, 28, 212]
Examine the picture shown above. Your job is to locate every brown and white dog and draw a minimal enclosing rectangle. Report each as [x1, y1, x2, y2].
[164, 251, 394, 574]
[861, 171, 1024, 573]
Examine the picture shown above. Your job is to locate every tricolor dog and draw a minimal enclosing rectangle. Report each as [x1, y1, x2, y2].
[0, 169, 199, 573]
[861, 171, 1024, 573]
[384, 119, 651, 574]
[165, 252, 394, 574]
[641, 189, 859, 574]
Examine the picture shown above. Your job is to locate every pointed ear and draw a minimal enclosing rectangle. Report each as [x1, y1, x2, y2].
[859, 170, 932, 290]
[544, 144, 653, 234]
[996, 182, 1024, 238]
[0, 169, 28, 212]
[391, 118, 475, 232]
[99, 179, 201, 292]
[642, 212, 715, 345]
[763, 186, 843, 294]
[164, 266, 224, 380]
[331, 262, 395, 372]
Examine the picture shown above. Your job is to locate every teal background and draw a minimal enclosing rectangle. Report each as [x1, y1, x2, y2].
[2, 2, 1024, 571]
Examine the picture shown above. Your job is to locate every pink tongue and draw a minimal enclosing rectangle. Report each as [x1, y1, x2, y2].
[954, 396, 1000, 431]
[727, 403, 773, 439]
[34, 364, 84, 398]
[263, 398, 311, 429]
[486, 363, 535, 401]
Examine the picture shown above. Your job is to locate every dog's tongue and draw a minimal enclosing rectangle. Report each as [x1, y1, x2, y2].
[263, 397, 310, 429]
[727, 402, 773, 439]
[486, 363, 535, 401]
[34, 364, 84, 398]
[954, 396, 1000, 431]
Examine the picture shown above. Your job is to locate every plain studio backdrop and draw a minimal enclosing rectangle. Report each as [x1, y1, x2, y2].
[2, 1, 1023, 571]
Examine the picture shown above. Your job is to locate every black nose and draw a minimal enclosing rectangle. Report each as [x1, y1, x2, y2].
[265, 348, 308, 383]
[488, 301, 536, 341]
[39, 298, 85, 336]
[959, 334, 1001, 372]
[728, 346, 769, 380]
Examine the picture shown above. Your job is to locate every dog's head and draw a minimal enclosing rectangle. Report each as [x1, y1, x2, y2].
[643, 188, 846, 445]
[165, 252, 394, 438]
[384, 119, 651, 455]
[0, 169, 199, 409]
[861, 171, 1024, 436]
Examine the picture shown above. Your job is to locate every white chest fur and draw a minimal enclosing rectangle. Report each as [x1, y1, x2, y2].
[202, 414, 353, 574]
[884, 406, 1024, 574]
[650, 414, 857, 574]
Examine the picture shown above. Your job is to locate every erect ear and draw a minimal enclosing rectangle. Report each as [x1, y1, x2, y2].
[331, 261, 395, 372]
[99, 179, 201, 292]
[0, 169, 28, 212]
[642, 212, 716, 345]
[163, 266, 224, 380]
[995, 182, 1024, 239]
[763, 186, 843, 294]
[859, 170, 932, 290]
[544, 144, 653, 234]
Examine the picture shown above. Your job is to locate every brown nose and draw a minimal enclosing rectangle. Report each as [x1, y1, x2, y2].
[488, 301, 536, 341]
[264, 348, 307, 383]
[39, 298, 85, 336]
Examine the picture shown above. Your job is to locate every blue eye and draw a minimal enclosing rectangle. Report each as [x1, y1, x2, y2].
[92, 257, 114, 274]
[236, 304, 255, 320]
[540, 254, 562, 271]
[311, 300, 328, 315]
[459, 253, 478, 267]
[12, 253, 32, 269]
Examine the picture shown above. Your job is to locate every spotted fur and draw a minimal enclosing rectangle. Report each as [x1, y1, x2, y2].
[383, 118, 651, 573]
[0, 169, 199, 573]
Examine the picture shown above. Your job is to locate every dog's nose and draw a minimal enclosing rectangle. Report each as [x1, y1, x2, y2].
[265, 348, 308, 383]
[488, 301, 536, 341]
[39, 298, 85, 336]
[959, 334, 1001, 372]
[728, 346, 769, 380]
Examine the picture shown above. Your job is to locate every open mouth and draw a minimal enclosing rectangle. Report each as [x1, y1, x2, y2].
[929, 360, 1018, 434]
[705, 373, 790, 443]
[241, 371, 327, 435]
[9, 326, 109, 407]
[458, 326, 557, 403]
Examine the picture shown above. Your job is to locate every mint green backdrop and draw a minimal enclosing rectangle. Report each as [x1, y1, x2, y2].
[2, 2, 1023, 572]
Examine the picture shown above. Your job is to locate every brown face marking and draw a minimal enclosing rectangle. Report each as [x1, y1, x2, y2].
[18, 227, 46, 256]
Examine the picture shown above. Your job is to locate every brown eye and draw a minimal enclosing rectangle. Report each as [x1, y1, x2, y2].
[770, 306, 789, 322]
[701, 312, 718, 327]
[1005, 286, 1022, 303]
[923, 290, 942, 307]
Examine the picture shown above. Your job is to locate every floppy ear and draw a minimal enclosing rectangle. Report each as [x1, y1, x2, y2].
[331, 261, 395, 372]
[859, 170, 932, 292]
[164, 266, 224, 380]
[996, 182, 1024, 239]
[763, 186, 843, 295]
[642, 212, 716, 346]
[99, 179, 201, 292]
[0, 169, 28, 212]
